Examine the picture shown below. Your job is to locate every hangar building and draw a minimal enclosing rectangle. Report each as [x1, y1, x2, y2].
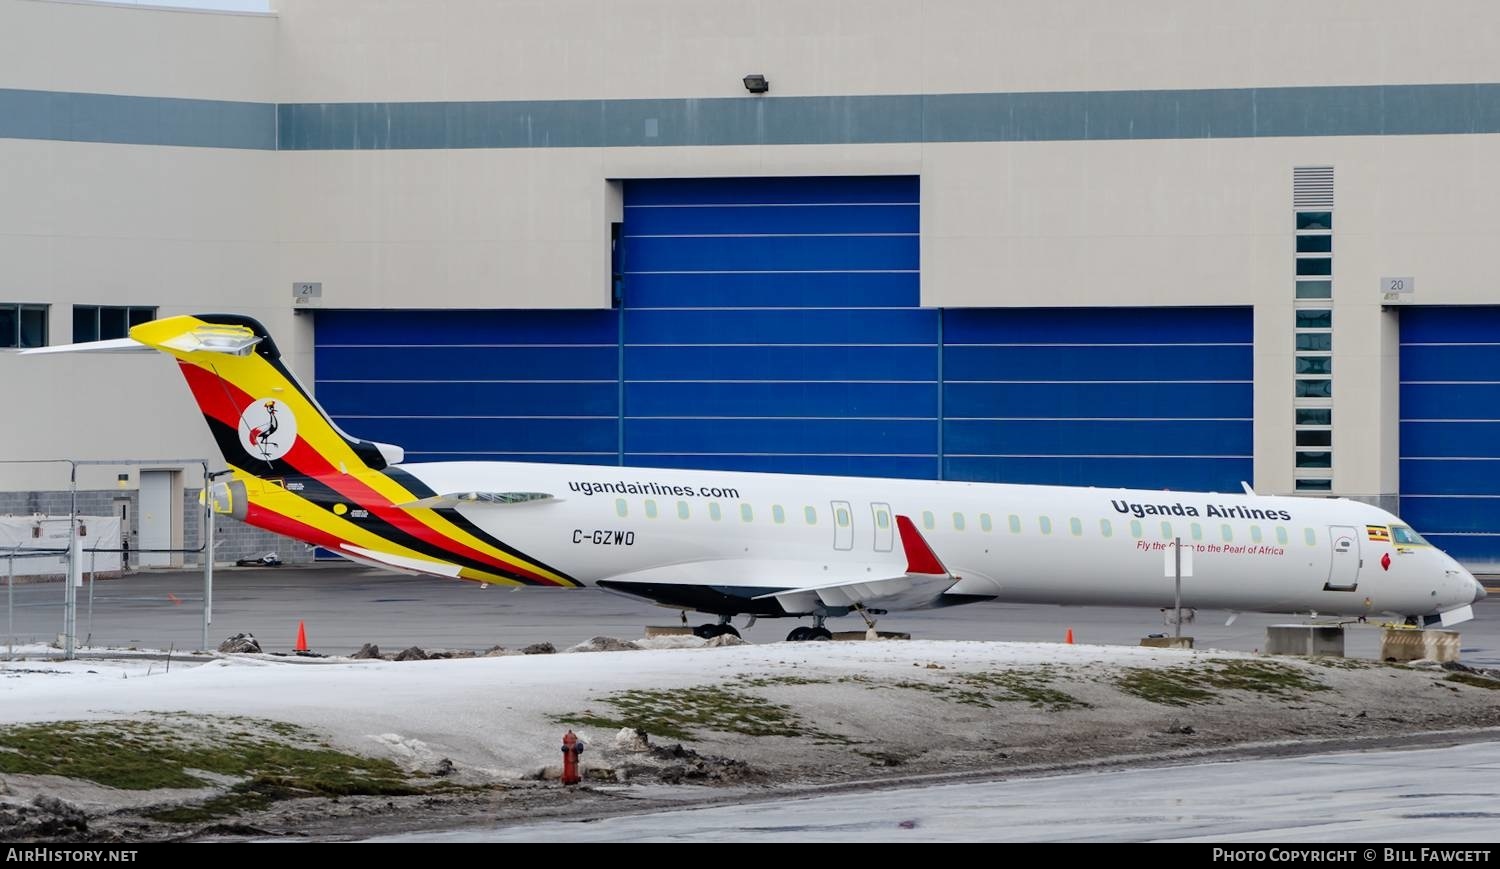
[2, 0, 1498, 568]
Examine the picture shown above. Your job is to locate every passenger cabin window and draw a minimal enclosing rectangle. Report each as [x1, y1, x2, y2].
[1070, 518, 1083, 536]
[1130, 520, 1143, 539]
[1099, 518, 1113, 538]
[1250, 526, 1263, 543]
[953, 512, 965, 531]
[980, 513, 993, 532]
[1191, 522, 1203, 541]
[1039, 516, 1053, 535]
[1008, 515, 1022, 533]
[677, 501, 690, 520]
[804, 506, 817, 525]
[876, 511, 890, 529]
[709, 503, 722, 522]
[614, 498, 628, 517]
[645, 499, 658, 519]
[1304, 528, 1317, 546]
[1221, 525, 1233, 542]
[740, 504, 753, 523]
[922, 511, 935, 530]
[772, 505, 786, 524]
[1275, 526, 1288, 544]
[1160, 521, 1173, 539]
[837, 507, 850, 527]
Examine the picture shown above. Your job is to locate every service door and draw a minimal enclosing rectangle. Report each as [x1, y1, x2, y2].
[1327, 525, 1360, 590]
[871, 502, 894, 552]
[138, 470, 173, 568]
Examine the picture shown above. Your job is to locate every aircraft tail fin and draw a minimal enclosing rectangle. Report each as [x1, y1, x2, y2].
[125, 314, 404, 477]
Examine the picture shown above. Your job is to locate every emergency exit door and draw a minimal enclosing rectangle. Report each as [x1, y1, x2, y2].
[871, 502, 894, 552]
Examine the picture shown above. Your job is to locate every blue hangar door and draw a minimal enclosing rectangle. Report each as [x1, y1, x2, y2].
[619, 176, 938, 478]
[313, 309, 620, 465]
[1400, 307, 1500, 569]
[941, 307, 1254, 490]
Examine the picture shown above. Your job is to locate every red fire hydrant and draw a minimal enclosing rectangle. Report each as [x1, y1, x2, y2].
[561, 730, 585, 785]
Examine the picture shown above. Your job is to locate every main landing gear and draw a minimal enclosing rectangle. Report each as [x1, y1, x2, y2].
[692, 614, 741, 639]
[787, 615, 833, 642]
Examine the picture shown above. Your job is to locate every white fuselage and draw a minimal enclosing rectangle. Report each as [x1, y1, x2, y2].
[395, 461, 1481, 619]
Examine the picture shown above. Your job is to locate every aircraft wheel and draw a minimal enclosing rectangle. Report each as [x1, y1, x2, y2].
[786, 626, 812, 642]
[806, 627, 833, 642]
[718, 624, 741, 639]
[693, 624, 722, 639]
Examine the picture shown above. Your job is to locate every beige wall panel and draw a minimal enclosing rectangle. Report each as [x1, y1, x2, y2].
[0, 0, 274, 100]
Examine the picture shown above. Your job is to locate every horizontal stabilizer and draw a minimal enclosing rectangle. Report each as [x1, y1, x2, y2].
[393, 491, 555, 509]
[338, 543, 462, 578]
[20, 337, 154, 355]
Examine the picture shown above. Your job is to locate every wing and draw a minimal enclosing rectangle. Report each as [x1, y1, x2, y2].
[598, 514, 959, 614]
[754, 515, 957, 611]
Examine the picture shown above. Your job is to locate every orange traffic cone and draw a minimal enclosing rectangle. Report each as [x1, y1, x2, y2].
[1065, 628, 1074, 645]
[294, 620, 310, 654]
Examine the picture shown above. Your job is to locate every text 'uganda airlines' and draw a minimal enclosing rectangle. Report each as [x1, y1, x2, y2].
[26, 314, 1485, 642]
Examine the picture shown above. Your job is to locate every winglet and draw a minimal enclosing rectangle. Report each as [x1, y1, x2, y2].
[895, 514, 949, 576]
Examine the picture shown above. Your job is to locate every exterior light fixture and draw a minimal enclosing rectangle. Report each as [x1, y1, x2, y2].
[742, 74, 769, 94]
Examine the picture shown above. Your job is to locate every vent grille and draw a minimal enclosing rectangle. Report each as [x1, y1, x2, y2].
[1293, 166, 1334, 209]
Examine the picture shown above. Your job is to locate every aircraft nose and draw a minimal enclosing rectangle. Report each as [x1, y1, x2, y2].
[1475, 578, 1489, 604]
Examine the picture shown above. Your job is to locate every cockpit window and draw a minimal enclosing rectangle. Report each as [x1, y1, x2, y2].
[1390, 525, 1429, 546]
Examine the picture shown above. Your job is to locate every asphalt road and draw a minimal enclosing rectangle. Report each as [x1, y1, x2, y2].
[4, 565, 1498, 665]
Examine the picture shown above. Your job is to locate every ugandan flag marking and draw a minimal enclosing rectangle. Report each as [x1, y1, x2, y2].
[1367, 525, 1391, 542]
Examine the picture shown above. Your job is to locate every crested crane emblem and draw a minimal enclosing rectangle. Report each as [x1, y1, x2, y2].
[238, 398, 298, 462]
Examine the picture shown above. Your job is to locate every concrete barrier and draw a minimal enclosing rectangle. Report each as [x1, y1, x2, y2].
[1140, 636, 1194, 649]
[1266, 624, 1345, 657]
[1380, 628, 1461, 663]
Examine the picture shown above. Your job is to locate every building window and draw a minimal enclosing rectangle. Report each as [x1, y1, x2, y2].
[1295, 309, 1332, 329]
[1295, 235, 1332, 253]
[1297, 479, 1333, 493]
[0, 304, 48, 348]
[73, 305, 155, 342]
[1295, 280, 1332, 300]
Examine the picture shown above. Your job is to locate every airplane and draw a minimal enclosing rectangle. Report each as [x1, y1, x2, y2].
[25, 313, 1486, 641]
